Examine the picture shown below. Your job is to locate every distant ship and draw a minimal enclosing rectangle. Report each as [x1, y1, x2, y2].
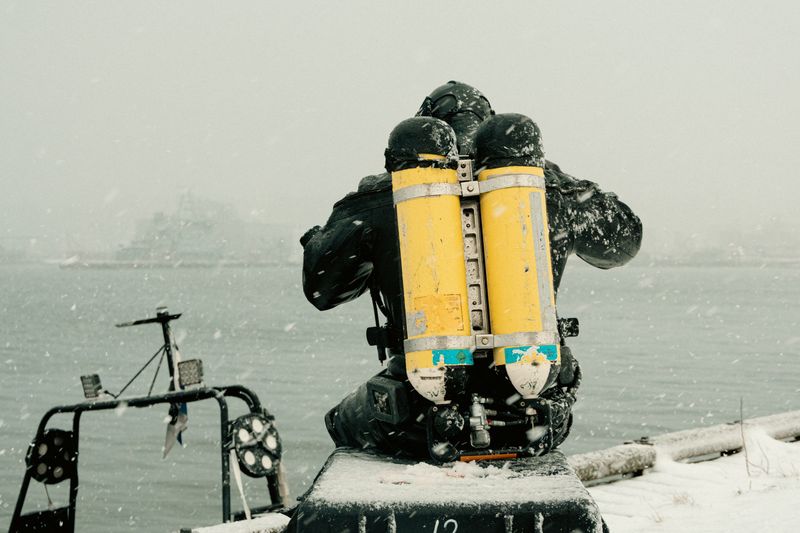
[60, 192, 300, 269]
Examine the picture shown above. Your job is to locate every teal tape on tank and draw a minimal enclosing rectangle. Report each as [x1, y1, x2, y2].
[504, 345, 558, 364]
[431, 349, 474, 366]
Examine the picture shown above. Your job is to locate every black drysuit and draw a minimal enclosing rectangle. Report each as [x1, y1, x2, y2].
[301, 161, 642, 457]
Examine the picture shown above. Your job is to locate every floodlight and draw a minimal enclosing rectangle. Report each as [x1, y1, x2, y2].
[80, 374, 102, 399]
[178, 359, 204, 387]
[230, 413, 282, 478]
[26, 429, 75, 485]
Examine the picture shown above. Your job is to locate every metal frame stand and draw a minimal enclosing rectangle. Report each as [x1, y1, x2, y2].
[9, 385, 284, 532]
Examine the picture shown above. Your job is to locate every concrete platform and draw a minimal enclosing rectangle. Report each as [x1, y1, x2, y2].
[290, 449, 604, 532]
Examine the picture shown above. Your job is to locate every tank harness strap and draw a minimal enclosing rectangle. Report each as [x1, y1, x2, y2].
[366, 279, 402, 363]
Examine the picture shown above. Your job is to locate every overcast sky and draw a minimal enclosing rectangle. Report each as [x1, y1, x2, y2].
[1, 1, 798, 255]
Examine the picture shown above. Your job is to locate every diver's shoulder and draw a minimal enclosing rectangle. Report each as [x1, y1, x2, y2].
[545, 160, 599, 195]
[356, 172, 391, 193]
[330, 172, 392, 214]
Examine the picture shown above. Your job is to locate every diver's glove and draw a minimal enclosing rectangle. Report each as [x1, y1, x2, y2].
[536, 362, 582, 453]
[557, 345, 579, 387]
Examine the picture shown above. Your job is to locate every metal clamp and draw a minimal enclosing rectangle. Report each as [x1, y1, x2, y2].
[456, 159, 474, 182]
[461, 181, 480, 197]
[474, 334, 494, 349]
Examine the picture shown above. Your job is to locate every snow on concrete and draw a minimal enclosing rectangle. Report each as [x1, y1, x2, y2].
[188, 513, 289, 533]
[590, 430, 800, 533]
[306, 450, 591, 509]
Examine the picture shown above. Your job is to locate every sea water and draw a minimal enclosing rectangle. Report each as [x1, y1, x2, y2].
[0, 263, 797, 531]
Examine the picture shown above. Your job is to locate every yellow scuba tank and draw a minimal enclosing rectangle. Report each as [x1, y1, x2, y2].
[474, 113, 561, 399]
[385, 117, 474, 404]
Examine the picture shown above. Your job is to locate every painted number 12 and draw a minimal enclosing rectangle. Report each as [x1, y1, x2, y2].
[433, 518, 458, 533]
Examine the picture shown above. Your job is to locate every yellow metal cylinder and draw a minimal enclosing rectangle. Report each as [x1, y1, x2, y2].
[478, 165, 560, 398]
[393, 157, 473, 404]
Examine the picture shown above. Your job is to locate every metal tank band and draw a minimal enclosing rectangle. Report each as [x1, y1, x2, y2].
[476, 173, 546, 194]
[392, 182, 463, 204]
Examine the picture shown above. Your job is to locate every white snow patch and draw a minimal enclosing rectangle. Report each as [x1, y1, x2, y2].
[103, 189, 119, 204]
[505, 392, 522, 405]
[377, 460, 519, 487]
[175, 328, 188, 344]
[190, 513, 289, 532]
[114, 401, 128, 417]
[591, 433, 800, 533]
[307, 452, 588, 508]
